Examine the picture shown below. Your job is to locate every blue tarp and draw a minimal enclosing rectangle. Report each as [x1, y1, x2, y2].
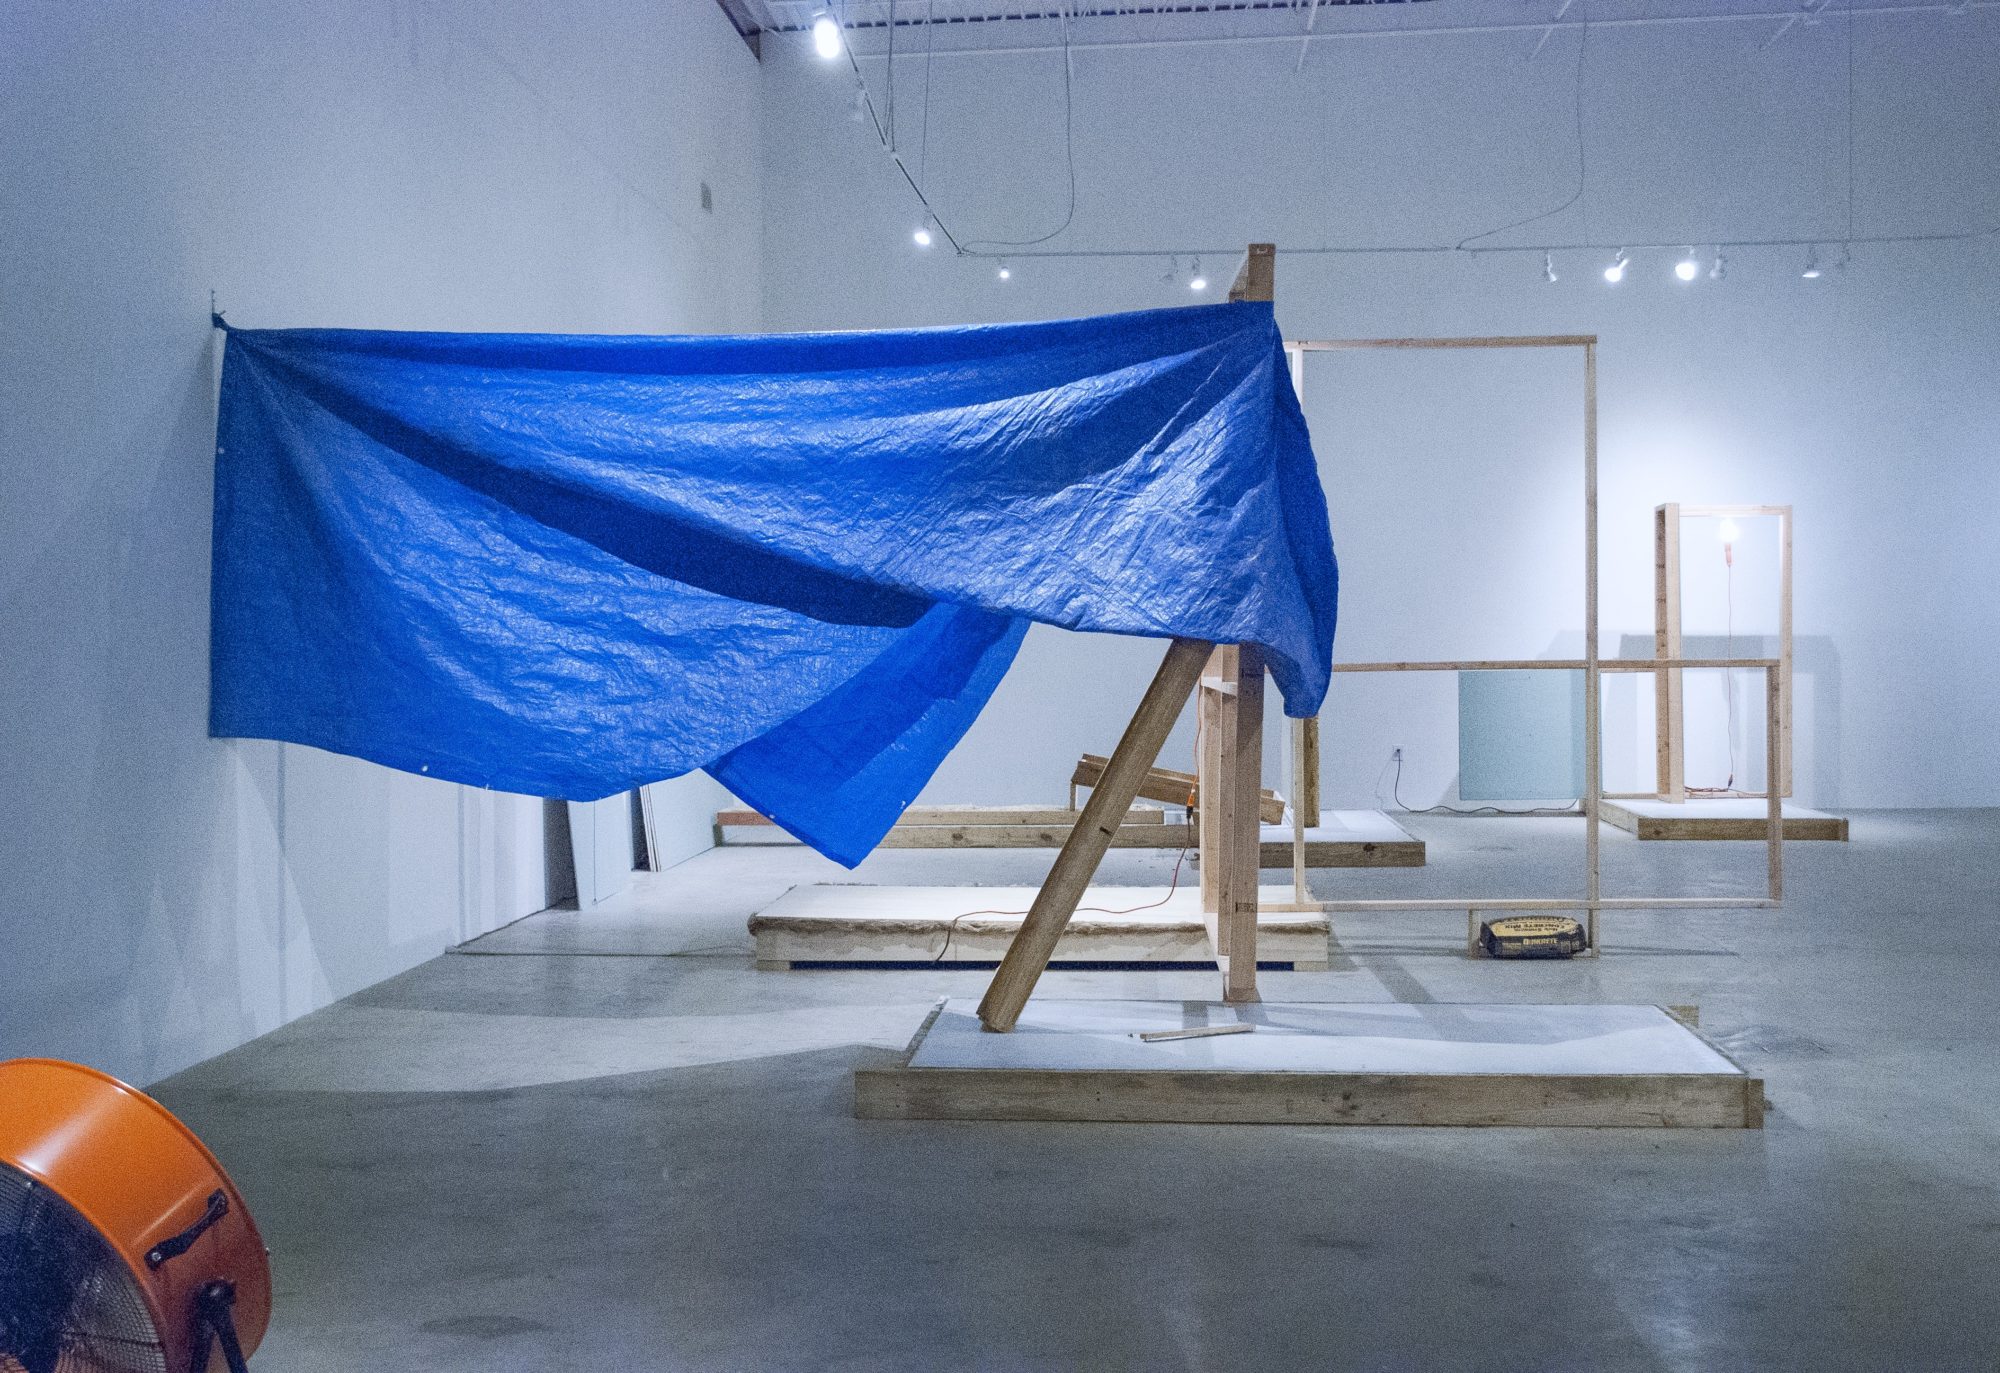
[210, 301, 1337, 865]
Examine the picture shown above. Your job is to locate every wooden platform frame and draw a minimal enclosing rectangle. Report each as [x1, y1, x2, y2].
[1284, 335, 1786, 954]
[859, 1000, 1766, 1128]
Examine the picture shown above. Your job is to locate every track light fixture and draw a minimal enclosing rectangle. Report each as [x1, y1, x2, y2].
[1675, 247, 1700, 282]
[913, 220, 934, 248]
[1161, 256, 1180, 285]
[996, 261, 1011, 281]
[1187, 258, 1207, 291]
[1603, 249, 1628, 284]
[812, 11, 843, 60]
[1543, 252, 1558, 284]
[1709, 250, 1726, 281]
[1801, 246, 1823, 279]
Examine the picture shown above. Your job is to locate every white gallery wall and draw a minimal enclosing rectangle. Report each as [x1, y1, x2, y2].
[759, 4, 2000, 811]
[0, 0, 752, 1084]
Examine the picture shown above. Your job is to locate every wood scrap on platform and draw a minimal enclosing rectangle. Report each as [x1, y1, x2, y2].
[1070, 753, 1286, 824]
[748, 883, 1330, 970]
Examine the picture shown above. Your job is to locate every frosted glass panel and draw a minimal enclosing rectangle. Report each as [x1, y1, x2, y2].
[1458, 670, 1585, 801]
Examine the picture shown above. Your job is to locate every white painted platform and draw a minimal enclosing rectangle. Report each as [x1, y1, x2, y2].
[749, 884, 1329, 969]
[857, 999, 1764, 1127]
[910, 999, 1738, 1076]
[1602, 798, 1848, 841]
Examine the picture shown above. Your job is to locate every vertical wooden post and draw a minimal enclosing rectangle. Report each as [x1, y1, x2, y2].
[976, 637, 1214, 1033]
[1584, 343, 1602, 955]
[1654, 503, 1685, 801]
[1289, 717, 1312, 906]
[1778, 507, 1794, 798]
[1296, 717, 1321, 826]
[1217, 241, 1278, 997]
[1206, 645, 1242, 961]
[1766, 663, 1784, 902]
[1196, 650, 1224, 917]
[1224, 645, 1265, 1002]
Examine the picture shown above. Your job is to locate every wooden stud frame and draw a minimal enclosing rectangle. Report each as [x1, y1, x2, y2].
[1648, 503, 1794, 801]
[1282, 336, 1784, 954]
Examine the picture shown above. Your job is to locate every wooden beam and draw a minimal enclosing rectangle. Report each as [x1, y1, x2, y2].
[1584, 341, 1601, 955]
[1287, 335, 1597, 350]
[1296, 717, 1321, 825]
[1655, 502, 1686, 800]
[1223, 645, 1265, 1003]
[975, 637, 1214, 1033]
[1229, 242, 1276, 303]
[716, 804, 1165, 829]
[1779, 508, 1794, 797]
[1203, 646, 1239, 956]
[1071, 754, 1284, 823]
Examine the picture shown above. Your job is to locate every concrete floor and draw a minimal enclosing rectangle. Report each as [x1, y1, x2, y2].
[158, 810, 2000, 1371]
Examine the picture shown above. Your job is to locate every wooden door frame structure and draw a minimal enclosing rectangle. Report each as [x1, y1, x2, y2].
[976, 275, 1792, 1033]
[1645, 502, 1794, 802]
[1281, 336, 1784, 954]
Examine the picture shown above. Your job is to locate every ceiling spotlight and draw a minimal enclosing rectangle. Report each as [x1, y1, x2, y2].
[913, 222, 933, 248]
[1709, 250, 1727, 281]
[812, 12, 843, 60]
[996, 261, 1012, 281]
[1603, 249, 1628, 284]
[1188, 258, 1207, 291]
[1675, 248, 1700, 282]
[1543, 251, 1559, 284]
[1161, 256, 1180, 285]
[1802, 246, 1823, 279]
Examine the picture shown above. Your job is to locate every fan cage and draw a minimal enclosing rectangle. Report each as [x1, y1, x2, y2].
[0, 1164, 167, 1373]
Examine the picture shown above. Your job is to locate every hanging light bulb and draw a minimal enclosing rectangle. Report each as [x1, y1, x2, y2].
[1543, 251, 1559, 284]
[1801, 246, 1823, 279]
[1603, 249, 1628, 284]
[1188, 258, 1207, 291]
[812, 12, 843, 60]
[996, 260, 1011, 281]
[1718, 517, 1742, 544]
[913, 221, 933, 248]
[1709, 250, 1727, 281]
[1675, 247, 1700, 282]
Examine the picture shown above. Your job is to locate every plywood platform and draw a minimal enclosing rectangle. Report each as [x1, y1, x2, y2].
[856, 999, 1764, 1128]
[719, 807, 1425, 867]
[749, 884, 1330, 969]
[1602, 798, 1848, 841]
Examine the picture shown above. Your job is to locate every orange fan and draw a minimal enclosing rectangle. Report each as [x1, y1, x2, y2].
[0, 1059, 271, 1372]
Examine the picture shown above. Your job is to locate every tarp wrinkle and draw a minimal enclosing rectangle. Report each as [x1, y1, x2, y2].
[210, 301, 1337, 865]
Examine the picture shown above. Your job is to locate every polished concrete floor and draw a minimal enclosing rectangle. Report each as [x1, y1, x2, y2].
[158, 810, 2000, 1371]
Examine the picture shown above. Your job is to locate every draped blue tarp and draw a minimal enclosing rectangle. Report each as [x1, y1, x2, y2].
[210, 301, 1337, 865]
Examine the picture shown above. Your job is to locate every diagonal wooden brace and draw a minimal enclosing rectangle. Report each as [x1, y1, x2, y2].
[976, 637, 1214, 1033]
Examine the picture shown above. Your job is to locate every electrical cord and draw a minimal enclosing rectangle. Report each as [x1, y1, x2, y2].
[1384, 748, 1581, 817]
[955, 0, 1078, 250]
[1455, 11, 1590, 251]
[932, 701, 1201, 964]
